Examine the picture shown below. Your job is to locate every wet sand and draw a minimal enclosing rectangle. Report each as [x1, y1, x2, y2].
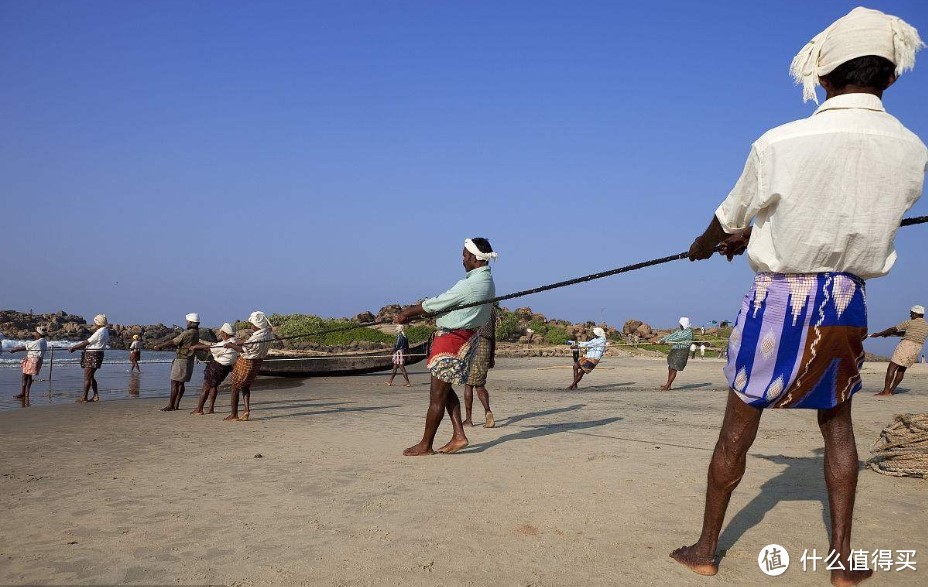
[1, 357, 925, 585]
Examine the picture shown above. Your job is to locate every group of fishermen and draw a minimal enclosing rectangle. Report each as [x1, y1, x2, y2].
[2, 6, 927, 585]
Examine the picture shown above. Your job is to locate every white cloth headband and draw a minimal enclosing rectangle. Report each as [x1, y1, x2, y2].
[790, 7, 924, 104]
[464, 239, 498, 262]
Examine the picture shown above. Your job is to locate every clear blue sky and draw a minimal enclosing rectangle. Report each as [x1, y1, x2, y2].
[2, 1, 925, 354]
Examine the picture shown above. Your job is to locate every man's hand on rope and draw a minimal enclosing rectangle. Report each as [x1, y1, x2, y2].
[719, 227, 752, 261]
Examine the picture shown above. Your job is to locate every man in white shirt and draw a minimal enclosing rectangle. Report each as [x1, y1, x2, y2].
[189, 323, 240, 415]
[8, 326, 49, 401]
[224, 311, 274, 422]
[672, 8, 926, 585]
[69, 314, 110, 403]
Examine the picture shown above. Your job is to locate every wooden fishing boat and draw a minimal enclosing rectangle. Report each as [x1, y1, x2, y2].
[258, 339, 431, 377]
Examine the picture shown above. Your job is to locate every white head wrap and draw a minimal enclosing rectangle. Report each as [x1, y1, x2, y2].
[790, 7, 925, 103]
[592, 327, 606, 338]
[132, 334, 139, 340]
[464, 239, 499, 262]
[185, 313, 200, 323]
[93, 314, 107, 326]
[395, 324, 405, 334]
[249, 311, 271, 329]
[912, 305, 926, 315]
[679, 317, 691, 329]
[36, 326, 47, 336]
[220, 322, 235, 335]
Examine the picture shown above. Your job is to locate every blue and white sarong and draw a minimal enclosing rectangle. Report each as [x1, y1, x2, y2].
[725, 272, 867, 410]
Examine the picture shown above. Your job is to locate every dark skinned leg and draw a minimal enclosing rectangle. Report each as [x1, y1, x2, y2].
[79, 369, 91, 402]
[224, 387, 240, 421]
[671, 390, 763, 576]
[387, 365, 397, 385]
[207, 387, 218, 413]
[239, 388, 251, 420]
[476, 385, 494, 427]
[162, 381, 179, 411]
[90, 369, 99, 400]
[400, 365, 411, 386]
[192, 383, 209, 414]
[463, 384, 475, 426]
[887, 366, 906, 395]
[568, 363, 584, 389]
[436, 387, 468, 453]
[174, 382, 186, 409]
[24, 374, 33, 398]
[876, 363, 899, 395]
[661, 368, 678, 391]
[403, 376, 450, 456]
[15, 374, 27, 399]
[818, 398, 872, 586]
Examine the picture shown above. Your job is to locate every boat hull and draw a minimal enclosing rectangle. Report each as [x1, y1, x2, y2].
[258, 339, 430, 377]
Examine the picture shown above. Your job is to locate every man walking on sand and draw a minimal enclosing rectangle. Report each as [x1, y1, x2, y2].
[870, 305, 927, 396]
[394, 237, 497, 456]
[670, 8, 926, 586]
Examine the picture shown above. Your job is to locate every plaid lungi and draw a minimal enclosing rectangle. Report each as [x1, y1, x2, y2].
[203, 361, 234, 388]
[465, 336, 493, 386]
[725, 272, 867, 409]
[231, 357, 263, 390]
[21, 357, 43, 376]
[392, 350, 406, 366]
[427, 329, 478, 384]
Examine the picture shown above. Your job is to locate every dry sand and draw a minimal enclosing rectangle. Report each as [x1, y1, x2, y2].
[1, 357, 926, 586]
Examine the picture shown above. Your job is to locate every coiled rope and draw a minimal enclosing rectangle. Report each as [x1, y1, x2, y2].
[868, 413, 928, 479]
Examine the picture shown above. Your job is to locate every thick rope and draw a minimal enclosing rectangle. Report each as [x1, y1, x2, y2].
[867, 413, 928, 479]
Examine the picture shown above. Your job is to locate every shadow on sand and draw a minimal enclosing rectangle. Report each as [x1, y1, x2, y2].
[258, 404, 402, 421]
[716, 448, 867, 554]
[502, 404, 586, 427]
[464, 417, 622, 454]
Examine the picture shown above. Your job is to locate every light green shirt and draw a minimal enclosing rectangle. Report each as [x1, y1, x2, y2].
[423, 266, 496, 330]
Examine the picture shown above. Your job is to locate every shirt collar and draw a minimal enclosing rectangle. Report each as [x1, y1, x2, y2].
[465, 265, 491, 278]
[813, 93, 885, 115]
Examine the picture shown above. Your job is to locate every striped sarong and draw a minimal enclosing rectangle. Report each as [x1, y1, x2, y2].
[725, 272, 867, 410]
[427, 329, 478, 384]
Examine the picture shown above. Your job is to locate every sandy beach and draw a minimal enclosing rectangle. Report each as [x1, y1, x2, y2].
[1, 356, 926, 586]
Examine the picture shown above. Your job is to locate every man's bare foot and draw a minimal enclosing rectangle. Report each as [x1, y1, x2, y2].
[436, 437, 469, 454]
[91, 395, 100, 402]
[160, 406, 175, 412]
[874, 391, 892, 396]
[385, 381, 393, 386]
[206, 409, 215, 414]
[463, 419, 474, 427]
[670, 545, 718, 576]
[404, 383, 412, 387]
[403, 443, 435, 456]
[223, 414, 238, 421]
[191, 409, 204, 415]
[566, 384, 577, 390]
[77, 398, 88, 403]
[14, 393, 24, 399]
[831, 569, 874, 586]
[660, 384, 671, 391]
[484, 412, 495, 428]
[238, 411, 250, 421]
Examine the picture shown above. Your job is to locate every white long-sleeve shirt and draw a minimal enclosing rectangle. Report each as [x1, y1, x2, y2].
[715, 93, 926, 279]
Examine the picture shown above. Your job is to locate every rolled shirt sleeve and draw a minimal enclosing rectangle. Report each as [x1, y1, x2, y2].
[422, 280, 468, 314]
[715, 145, 771, 234]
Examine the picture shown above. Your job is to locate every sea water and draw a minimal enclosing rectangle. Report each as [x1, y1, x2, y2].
[0, 340, 204, 411]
